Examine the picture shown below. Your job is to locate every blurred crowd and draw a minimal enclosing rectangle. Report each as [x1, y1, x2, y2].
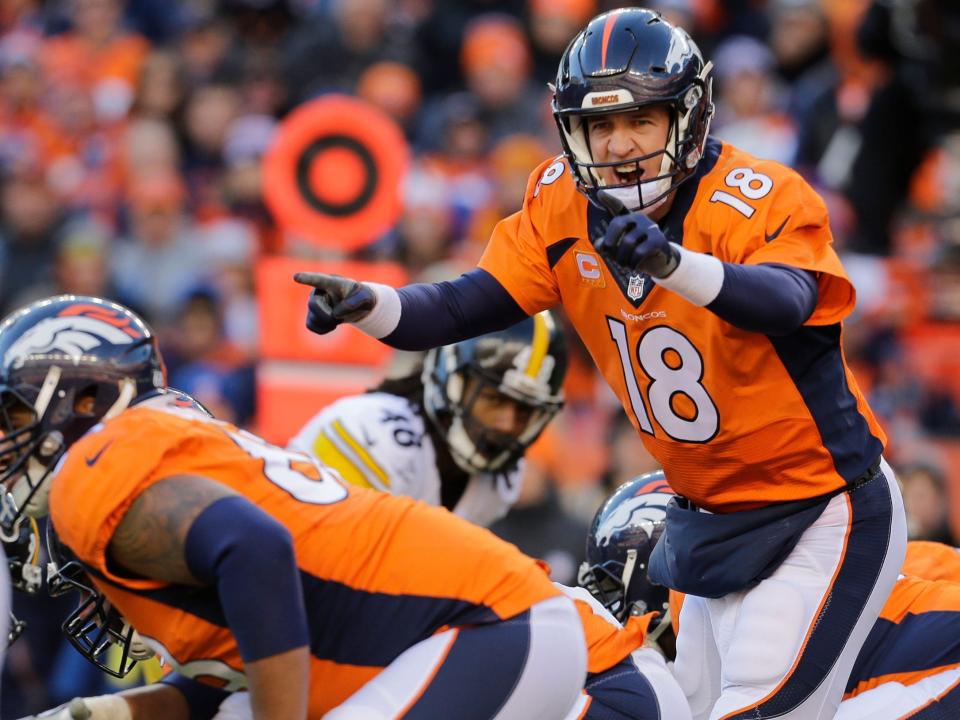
[2, 0, 960, 714]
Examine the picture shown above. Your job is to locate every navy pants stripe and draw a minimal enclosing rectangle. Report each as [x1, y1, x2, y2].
[584, 657, 661, 720]
[403, 610, 532, 719]
[724, 473, 894, 719]
[911, 677, 960, 719]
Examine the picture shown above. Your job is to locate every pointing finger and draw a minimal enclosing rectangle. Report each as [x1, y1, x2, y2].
[293, 272, 335, 288]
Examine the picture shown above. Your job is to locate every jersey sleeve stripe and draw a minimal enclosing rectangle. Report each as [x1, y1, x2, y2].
[312, 430, 377, 490]
[524, 312, 550, 378]
[331, 420, 391, 488]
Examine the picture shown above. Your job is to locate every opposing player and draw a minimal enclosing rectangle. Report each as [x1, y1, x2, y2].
[289, 313, 566, 527]
[293, 7, 905, 718]
[2, 295, 587, 720]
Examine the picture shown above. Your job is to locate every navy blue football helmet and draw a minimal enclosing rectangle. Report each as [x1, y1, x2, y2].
[552, 8, 714, 211]
[422, 312, 566, 474]
[0, 296, 166, 535]
[580, 471, 674, 623]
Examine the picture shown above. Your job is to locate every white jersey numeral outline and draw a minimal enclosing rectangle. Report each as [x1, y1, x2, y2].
[227, 428, 348, 505]
[608, 319, 719, 443]
[709, 167, 774, 218]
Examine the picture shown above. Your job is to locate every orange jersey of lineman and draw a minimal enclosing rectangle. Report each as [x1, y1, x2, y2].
[902, 540, 960, 583]
[48, 398, 559, 714]
[844, 573, 960, 699]
[479, 138, 885, 511]
[669, 578, 960, 702]
[564, 585, 653, 674]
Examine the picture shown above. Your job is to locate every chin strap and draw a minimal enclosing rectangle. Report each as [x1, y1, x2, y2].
[104, 379, 136, 420]
[33, 365, 63, 419]
[620, 549, 638, 598]
[644, 606, 673, 649]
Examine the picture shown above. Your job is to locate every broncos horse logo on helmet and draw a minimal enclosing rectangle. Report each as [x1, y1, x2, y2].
[552, 7, 714, 212]
[0, 296, 166, 534]
[580, 471, 674, 632]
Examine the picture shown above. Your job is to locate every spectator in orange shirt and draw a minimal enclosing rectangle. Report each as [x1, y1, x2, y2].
[42, 0, 149, 124]
[0, 32, 68, 175]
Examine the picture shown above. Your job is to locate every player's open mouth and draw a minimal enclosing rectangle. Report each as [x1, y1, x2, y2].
[614, 165, 640, 184]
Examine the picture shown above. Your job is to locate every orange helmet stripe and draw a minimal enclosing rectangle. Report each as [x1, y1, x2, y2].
[600, 13, 619, 69]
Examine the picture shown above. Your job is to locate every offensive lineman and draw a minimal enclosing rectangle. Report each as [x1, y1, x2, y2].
[3, 295, 587, 720]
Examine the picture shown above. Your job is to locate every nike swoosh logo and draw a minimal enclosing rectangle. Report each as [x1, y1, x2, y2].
[85, 440, 113, 467]
[765, 216, 790, 243]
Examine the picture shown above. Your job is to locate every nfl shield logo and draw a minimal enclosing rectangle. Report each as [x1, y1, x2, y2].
[627, 274, 645, 301]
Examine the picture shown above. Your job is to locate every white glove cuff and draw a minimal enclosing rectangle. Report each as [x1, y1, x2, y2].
[352, 283, 402, 339]
[83, 695, 133, 720]
[652, 244, 725, 307]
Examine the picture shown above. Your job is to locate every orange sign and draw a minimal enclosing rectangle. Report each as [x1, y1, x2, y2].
[263, 95, 410, 250]
[255, 360, 379, 446]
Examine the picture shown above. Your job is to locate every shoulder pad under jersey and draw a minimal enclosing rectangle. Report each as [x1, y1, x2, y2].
[289, 392, 440, 503]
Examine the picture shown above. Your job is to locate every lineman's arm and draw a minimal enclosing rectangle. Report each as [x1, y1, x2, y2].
[18, 684, 187, 720]
[294, 268, 527, 350]
[107, 476, 310, 720]
[20, 672, 234, 720]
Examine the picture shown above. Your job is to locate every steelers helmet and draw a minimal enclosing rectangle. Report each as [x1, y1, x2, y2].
[422, 311, 566, 474]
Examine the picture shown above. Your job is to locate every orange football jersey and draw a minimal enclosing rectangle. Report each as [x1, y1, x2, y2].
[902, 540, 960, 583]
[569, 592, 653, 674]
[479, 139, 885, 511]
[844, 574, 960, 699]
[48, 399, 559, 714]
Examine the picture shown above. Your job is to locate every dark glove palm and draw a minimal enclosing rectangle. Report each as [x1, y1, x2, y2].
[594, 194, 679, 278]
[293, 272, 376, 335]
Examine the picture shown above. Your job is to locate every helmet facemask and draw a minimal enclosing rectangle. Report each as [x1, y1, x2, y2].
[4, 515, 42, 644]
[46, 521, 153, 678]
[0, 368, 67, 534]
[0, 367, 137, 535]
[577, 548, 639, 622]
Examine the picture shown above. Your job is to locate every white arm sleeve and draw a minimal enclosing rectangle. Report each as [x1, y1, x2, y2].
[352, 284, 402, 339]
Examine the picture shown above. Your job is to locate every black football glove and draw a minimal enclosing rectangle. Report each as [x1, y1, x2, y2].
[594, 190, 680, 278]
[293, 272, 377, 335]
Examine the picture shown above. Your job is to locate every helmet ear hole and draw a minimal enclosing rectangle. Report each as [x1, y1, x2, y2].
[75, 385, 98, 416]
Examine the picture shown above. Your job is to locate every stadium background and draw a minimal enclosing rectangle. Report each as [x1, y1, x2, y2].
[1, 0, 959, 714]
